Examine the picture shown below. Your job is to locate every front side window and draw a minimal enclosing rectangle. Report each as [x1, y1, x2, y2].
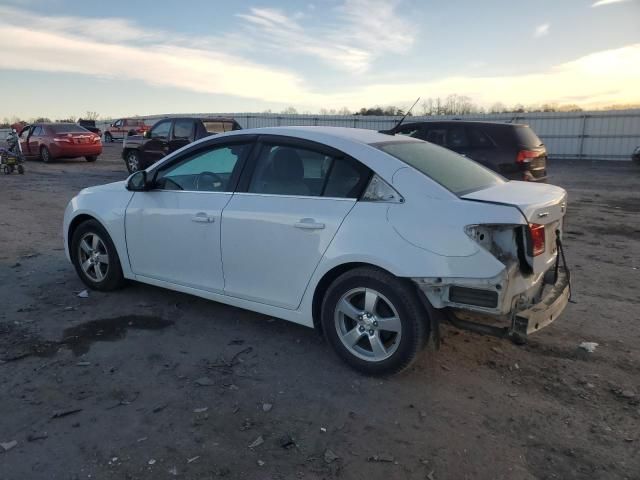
[377, 140, 504, 196]
[150, 121, 171, 140]
[113, 120, 122, 127]
[173, 119, 195, 141]
[248, 143, 369, 198]
[155, 143, 250, 192]
[32, 126, 43, 136]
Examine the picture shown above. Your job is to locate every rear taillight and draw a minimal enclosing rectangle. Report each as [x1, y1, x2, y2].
[93, 135, 101, 143]
[529, 223, 545, 256]
[516, 150, 538, 164]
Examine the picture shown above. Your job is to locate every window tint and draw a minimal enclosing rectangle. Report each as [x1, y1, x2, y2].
[150, 121, 171, 140]
[32, 126, 43, 136]
[377, 141, 504, 196]
[50, 124, 87, 134]
[248, 144, 368, 198]
[324, 157, 371, 198]
[173, 119, 195, 141]
[155, 144, 250, 192]
[469, 127, 494, 148]
[447, 126, 469, 148]
[424, 128, 446, 146]
[396, 125, 421, 138]
[514, 125, 543, 148]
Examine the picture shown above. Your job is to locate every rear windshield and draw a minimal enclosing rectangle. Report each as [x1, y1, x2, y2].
[203, 121, 236, 134]
[50, 124, 88, 134]
[514, 125, 543, 148]
[377, 140, 505, 195]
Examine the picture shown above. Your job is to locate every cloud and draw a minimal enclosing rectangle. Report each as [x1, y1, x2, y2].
[534, 23, 550, 37]
[0, 5, 638, 112]
[235, 0, 415, 73]
[592, 0, 630, 6]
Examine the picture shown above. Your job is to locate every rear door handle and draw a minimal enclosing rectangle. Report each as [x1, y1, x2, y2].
[294, 218, 325, 230]
[192, 212, 215, 223]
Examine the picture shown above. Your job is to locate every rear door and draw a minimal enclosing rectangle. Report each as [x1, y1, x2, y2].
[143, 119, 172, 165]
[221, 137, 370, 309]
[28, 125, 42, 155]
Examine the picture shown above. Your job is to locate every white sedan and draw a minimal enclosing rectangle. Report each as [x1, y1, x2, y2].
[63, 127, 570, 375]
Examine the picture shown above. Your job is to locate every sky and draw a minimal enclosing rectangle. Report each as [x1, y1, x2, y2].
[0, 0, 639, 119]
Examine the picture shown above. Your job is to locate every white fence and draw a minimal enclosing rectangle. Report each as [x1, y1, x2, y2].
[7, 108, 640, 160]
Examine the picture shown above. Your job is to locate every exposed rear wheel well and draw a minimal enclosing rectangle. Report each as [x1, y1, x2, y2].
[312, 262, 407, 335]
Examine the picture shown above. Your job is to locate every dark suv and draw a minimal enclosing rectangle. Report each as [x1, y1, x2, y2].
[386, 121, 548, 182]
[122, 116, 241, 173]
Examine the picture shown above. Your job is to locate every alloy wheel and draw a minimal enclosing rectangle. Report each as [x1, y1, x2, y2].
[126, 151, 140, 172]
[334, 287, 402, 362]
[77, 232, 110, 282]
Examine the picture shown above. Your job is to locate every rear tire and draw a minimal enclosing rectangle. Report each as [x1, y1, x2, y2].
[40, 146, 51, 163]
[85, 155, 97, 162]
[17, 165, 24, 174]
[104, 132, 113, 143]
[70, 219, 125, 291]
[321, 267, 428, 375]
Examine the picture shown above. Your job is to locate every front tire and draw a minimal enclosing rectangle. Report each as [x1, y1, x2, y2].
[321, 267, 428, 375]
[124, 150, 141, 173]
[70, 220, 125, 291]
[85, 155, 97, 162]
[40, 146, 52, 163]
[104, 132, 113, 143]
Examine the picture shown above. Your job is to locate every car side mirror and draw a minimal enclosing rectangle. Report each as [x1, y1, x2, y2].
[143, 131, 150, 138]
[127, 170, 150, 191]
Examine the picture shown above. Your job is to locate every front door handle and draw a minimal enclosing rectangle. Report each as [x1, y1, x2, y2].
[294, 218, 325, 230]
[192, 212, 214, 223]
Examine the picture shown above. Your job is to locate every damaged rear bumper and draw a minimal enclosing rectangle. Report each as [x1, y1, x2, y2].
[512, 268, 570, 336]
[416, 268, 570, 340]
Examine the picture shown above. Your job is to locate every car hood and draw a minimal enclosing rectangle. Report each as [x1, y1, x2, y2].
[80, 180, 128, 195]
[462, 180, 567, 225]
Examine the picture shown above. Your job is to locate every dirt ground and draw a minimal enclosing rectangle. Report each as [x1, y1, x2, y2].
[1, 145, 639, 480]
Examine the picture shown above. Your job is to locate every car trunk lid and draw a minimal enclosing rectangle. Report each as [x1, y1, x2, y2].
[462, 181, 567, 272]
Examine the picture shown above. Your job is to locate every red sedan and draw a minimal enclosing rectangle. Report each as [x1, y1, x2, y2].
[19, 123, 102, 162]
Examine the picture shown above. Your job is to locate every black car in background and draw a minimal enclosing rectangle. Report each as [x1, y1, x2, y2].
[78, 119, 102, 137]
[632, 146, 640, 165]
[122, 116, 242, 173]
[385, 121, 548, 182]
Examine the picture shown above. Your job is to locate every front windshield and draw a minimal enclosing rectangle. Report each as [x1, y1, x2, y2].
[377, 140, 505, 195]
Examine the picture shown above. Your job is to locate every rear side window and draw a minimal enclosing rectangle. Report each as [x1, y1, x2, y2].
[248, 144, 369, 198]
[377, 140, 504, 195]
[203, 121, 236, 134]
[514, 126, 543, 148]
[173, 120, 195, 141]
[468, 127, 494, 148]
[447, 126, 469, 148]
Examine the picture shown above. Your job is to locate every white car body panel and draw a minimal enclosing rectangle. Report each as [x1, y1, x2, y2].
[221, 193, 355, 309]
[62, 126, 569, 334]
[125, 190, 232, 293]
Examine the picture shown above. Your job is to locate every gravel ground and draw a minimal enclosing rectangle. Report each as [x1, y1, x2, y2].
[0, 145, 639, 480]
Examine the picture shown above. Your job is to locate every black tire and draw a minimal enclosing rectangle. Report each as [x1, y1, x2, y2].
[85, 155, 97, 162]
[40, 146, 52, 163]
[124, 149, 141, 173]
[104, 132, 113, 143]
[321, 267, 429, 375]
[70, 219, 125, 291]
[2, 165, 10, 175]
[17, 165, 24, 174]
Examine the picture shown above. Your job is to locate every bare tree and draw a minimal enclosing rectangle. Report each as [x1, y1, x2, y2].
[84, 111, 100, 120]
[281, 107, 298, 114]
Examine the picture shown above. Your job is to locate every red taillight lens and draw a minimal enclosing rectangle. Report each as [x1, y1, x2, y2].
[529, 223, 546, 256]
[516, 150, 538, 164]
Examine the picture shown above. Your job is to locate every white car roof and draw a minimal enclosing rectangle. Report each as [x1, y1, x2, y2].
[228, 126, 418, 146]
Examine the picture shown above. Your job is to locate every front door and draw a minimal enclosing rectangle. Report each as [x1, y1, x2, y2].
[221, 138, 370, 309]
[125, 140, 254, 292]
